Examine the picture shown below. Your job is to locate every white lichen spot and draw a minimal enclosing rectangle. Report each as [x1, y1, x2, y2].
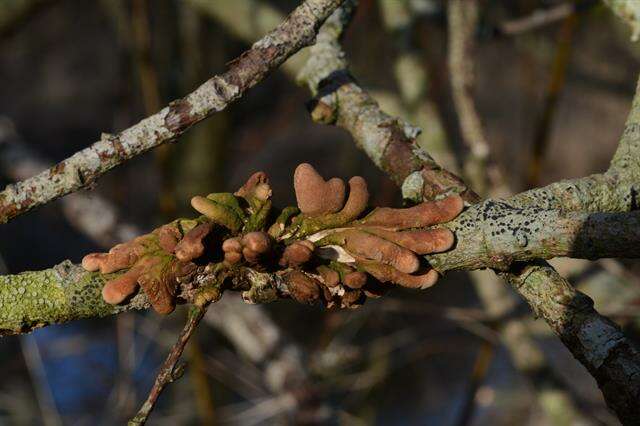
[577, 317, 625, 368]
[401, 171, 424, 203]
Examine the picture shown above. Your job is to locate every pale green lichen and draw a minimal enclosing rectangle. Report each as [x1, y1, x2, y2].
[0, 261, 146, 335]
[401, 170, 424, 203]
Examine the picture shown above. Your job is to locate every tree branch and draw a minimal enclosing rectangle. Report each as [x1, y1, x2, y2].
[297, 3, 640, 423]
[0, 0, 345, 225]
[429, 205, 640, 272]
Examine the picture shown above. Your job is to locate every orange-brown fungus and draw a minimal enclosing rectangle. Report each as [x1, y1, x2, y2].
[279, 240, 314, 267]
[283, 271, 321, 304]
[362, 195, 463, 229]
[294, 163, 345, 216]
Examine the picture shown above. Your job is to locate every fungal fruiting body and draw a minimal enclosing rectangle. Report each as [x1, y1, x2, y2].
[82, 164, 463, 312]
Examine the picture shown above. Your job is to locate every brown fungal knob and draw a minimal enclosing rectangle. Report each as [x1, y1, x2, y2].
[362, 195, 464, 229]
[293, 163, 345, 216]
[341, 289, 364, 308]
[222, 237, 243, 265]
[283, 271, 321, 304]
[222, 237, 242, 253]
[241, 231, 271, 254]
[279, 240, 315, 267]
[316, 265, 340, 287]
[223, 251, 243, 265]
[343, 271, 367, 289]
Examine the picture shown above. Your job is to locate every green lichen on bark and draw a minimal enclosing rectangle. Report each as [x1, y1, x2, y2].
[0, 261, 147, 335]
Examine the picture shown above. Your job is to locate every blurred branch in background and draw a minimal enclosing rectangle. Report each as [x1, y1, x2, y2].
[205, 294, 330, 424]
[526, 10, 577, 188]
[0, 116, 140, 247]
[0, 0, 345, 225]
[19, 334, 63, 426]
[0, 0, 53, 37]
[447, 0, 492, 195]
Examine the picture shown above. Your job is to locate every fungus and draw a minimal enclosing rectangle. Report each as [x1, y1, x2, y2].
[82, 221, 203, 314]
[283, 271, 321, 304]
[363, 228, 455, 255]
[174, 223, 214, 261]
[316, 265, 340, 287]
[343, 271, 367, 289]
[191, 196, 243, 232]
[279, 240, 315, 267]
[359, 260, 439, 290]
[293, 163, 345, 215]
[361, 195, 464, 229]
[317, 229, 420, 274]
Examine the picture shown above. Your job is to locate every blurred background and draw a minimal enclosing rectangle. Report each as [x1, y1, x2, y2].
[0, 0, 639, 424]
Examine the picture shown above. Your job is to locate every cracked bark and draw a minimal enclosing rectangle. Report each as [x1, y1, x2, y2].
[0, 0, 345, 224]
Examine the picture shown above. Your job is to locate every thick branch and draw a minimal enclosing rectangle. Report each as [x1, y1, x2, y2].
[0, 260, 287, 335]
[298, 5, 640, 423]
[0, 261, 146, 334]
[429, 205, 640, 272]
[0, 0, 344, 224]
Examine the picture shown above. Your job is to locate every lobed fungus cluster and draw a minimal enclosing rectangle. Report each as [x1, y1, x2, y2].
[82, 164, 463, 313]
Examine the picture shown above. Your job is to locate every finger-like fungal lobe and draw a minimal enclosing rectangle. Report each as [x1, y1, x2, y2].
[358, 260, 439, 290]
[102, 266, 142, 305]
[191, 196, 243, 232]
[361, 195, 464, 229]
[82, 163, 463, 314]
[338, 176, 369, 222]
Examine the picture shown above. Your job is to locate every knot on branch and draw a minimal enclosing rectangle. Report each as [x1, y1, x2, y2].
[82, 164, 464, 313]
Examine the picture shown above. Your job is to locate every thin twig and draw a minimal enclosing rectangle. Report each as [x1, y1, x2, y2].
[0, 0, 345, 225]
[129, 304, 209, 425]
[497, 2, 575, 36]
[526, 13, 578, 188]
[19, 334, 63, 426]
[447, 0, 493, 195]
